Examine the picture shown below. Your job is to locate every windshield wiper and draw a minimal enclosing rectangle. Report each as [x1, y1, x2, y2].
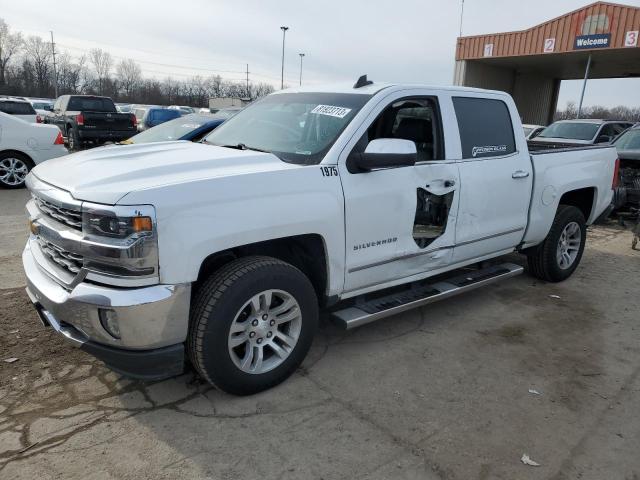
[216, 143, 271, 153]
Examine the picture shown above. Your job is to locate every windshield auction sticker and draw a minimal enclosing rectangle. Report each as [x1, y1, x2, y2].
[311, 105, 352, 118]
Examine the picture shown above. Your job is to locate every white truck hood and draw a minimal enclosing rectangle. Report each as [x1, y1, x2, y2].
[31, 141, 295, 205]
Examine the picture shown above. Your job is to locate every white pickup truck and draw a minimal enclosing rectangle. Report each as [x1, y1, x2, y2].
[23, 78, 617, 395]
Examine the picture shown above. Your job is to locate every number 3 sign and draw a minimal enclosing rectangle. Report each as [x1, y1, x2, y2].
[625, 31, 639, 47]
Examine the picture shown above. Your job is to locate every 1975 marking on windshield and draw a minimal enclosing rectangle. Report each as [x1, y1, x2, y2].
[320, 166, 339, 177]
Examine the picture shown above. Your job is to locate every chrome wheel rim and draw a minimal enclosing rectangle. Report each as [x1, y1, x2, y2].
[228, 289, 302, 375]
[557, 221, 581, 270]
[68, 132, 75, 150]
[0, 158, 29, 186]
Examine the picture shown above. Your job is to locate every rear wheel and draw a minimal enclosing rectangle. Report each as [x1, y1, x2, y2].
[188, 256, 318, 395]
[67, 126, 81, 151]
[0, 152, 33, 189]
[527, 205, 586, 282]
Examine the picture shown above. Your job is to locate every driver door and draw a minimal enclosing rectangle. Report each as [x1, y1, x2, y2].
[338, 92, 460, 294]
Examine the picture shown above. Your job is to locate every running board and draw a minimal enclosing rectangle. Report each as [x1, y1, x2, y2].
[332, 263, 524, 329]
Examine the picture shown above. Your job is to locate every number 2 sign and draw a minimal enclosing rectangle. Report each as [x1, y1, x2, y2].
[625, 31, 639, 47]
[544, 38, 556, 53]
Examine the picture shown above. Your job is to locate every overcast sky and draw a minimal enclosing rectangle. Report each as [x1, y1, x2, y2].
[2, 0, 640, 108]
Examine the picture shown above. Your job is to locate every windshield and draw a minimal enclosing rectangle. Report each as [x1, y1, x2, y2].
[127, 115, 210, 144]
[203, 92, 371, 164]
[538, 122, 599, 141]
[613, 129, 640, 150]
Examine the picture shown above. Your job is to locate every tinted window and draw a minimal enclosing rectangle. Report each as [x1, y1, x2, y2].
[538, 122, 599, 141]
[613, 129, 640, 150]
[148, 109, 181, 123]
[0, 101, 36, 115]
[452, 97, 515, 158]
[67, 97, 116, 112]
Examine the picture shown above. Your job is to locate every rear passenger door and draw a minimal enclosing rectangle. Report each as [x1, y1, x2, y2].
[451, 96, 532, 263]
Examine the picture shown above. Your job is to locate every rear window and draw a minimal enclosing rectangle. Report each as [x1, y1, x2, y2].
[452, 97, 516, 159]
[538, 122, 599, 141]
[0, 101, 36, 115]
[67, 97, 116, 112]
[149, 109, 181, 122]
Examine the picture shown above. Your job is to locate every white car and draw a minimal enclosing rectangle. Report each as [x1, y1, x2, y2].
[0, 98, 38, 123]
[523, 124, 545, 140]
[0, 112, 68, 188]
[23, 80, 616, 394]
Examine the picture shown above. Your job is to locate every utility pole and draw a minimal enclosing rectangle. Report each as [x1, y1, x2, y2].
[245, 63, 250, 98]
[577, 54, 592, 119]
[298, 53, 305, 86]
[280, 26, 289, 89]
[50, 31, 58, 98]
[459, 0, 465, 37]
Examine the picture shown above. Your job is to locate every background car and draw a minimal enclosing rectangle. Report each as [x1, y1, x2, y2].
[532, 119, 634, 146]
[212, 107, 242, 119]
[137, 107, 182, 131]
[120, 113, 226, 144]
[116, 103, 133, 113]
[523, 124, 545, 140]
[612, 124, 640, 208]
[0, 112, 67, 188]
[168, 105, 196, 115]
[0, 98, 38, 123]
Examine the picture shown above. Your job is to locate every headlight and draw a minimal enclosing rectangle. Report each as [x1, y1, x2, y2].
[81, 203, 159, 281]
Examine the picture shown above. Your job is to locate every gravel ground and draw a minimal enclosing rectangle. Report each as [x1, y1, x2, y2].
[1, 188, 639, 479]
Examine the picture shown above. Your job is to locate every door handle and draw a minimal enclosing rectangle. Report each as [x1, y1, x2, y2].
[512, 170, 530, 179]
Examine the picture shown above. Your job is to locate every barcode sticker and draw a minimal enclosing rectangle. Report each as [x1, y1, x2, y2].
[310, 105, 352, 118]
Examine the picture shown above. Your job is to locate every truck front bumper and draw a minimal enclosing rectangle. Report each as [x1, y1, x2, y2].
[23, 243, 191, 381]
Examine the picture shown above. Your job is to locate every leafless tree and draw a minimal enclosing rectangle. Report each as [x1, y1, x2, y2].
[116, 59, 141, 99]
[0, 18, 23, 87]
[89, 48, 112, 94]
[23, 36, 52, 96]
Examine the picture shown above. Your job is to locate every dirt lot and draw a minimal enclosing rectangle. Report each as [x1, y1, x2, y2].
[1, 188, 640, 479]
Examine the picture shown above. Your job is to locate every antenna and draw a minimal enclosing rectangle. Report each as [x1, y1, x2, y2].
[353, 75, 373, 89]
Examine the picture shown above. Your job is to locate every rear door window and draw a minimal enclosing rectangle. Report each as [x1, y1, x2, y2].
[0, 101, 36, 115]
[452, 97, 516, 159]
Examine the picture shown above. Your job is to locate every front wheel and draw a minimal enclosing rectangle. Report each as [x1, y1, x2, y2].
[188, 256, 318, 395]
[527, 205, 587, 282]
[0, 152, 34, 189]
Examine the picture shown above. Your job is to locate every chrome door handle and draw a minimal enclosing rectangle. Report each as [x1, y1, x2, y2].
[512, 170, 530, 179]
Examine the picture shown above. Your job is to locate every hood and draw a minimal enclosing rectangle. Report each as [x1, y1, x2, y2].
[31, 141, 296, 205]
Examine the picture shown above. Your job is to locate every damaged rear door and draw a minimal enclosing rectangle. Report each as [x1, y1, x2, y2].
[340, 92, 460, 293]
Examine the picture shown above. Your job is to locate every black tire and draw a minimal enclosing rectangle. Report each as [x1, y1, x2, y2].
[67, 126, 81, 151]
[0, 151, 34, 189]
[188, 256, 318, 395]
[527, 205, 587, 282]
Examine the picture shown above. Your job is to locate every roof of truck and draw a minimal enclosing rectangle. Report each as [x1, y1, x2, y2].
[274, 81, 509, 97]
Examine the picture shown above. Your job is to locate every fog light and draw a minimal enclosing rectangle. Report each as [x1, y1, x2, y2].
[99, 309, 121, 339]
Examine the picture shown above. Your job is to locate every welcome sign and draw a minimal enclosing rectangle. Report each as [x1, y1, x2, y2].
[574, 33, 611, 49]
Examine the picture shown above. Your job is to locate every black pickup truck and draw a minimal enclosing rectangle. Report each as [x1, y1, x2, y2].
[48, 95, 137, 150]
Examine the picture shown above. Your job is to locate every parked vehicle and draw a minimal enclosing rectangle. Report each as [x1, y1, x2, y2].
[612, 125, 640, 208]
[0, 112, 67, 188]
[30, 99, 54, 112]
[532, 119, 634, 147]
[47, 95, 137, 150]
[137, 107, 182, 132]
[121, 114, 225, 144]
[523, 124, 545, 140]
[116, 103, 133, 113]
[0, 98, 38, 123]
[169, 105, 196, 115]
[23, 80, 617, 395]
[213, 107, 242, 119]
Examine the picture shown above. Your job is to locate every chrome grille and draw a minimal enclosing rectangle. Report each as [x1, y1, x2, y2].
[37, 238, 84, 274]
[34, 195, 82, 230]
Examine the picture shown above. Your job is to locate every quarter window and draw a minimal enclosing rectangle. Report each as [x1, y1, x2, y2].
[453, 97, 516, 159]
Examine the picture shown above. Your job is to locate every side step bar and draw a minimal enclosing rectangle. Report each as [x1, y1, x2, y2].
[332, 263, 524, 329]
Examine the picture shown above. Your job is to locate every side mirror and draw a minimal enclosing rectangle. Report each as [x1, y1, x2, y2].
[348, 138, 417, 173]
[596, 135, 612, 144]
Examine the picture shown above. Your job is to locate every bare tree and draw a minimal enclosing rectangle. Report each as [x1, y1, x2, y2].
[89, 48, 112, 94]
[116, 59, 141, 99]
[23, 36, 52, 96]
[0, 18, 23, 87]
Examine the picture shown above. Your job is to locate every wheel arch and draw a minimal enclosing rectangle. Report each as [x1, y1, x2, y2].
[195, 234, 330, 305]
[0, 149, 34, 165]
[558, 187, 596, 222]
